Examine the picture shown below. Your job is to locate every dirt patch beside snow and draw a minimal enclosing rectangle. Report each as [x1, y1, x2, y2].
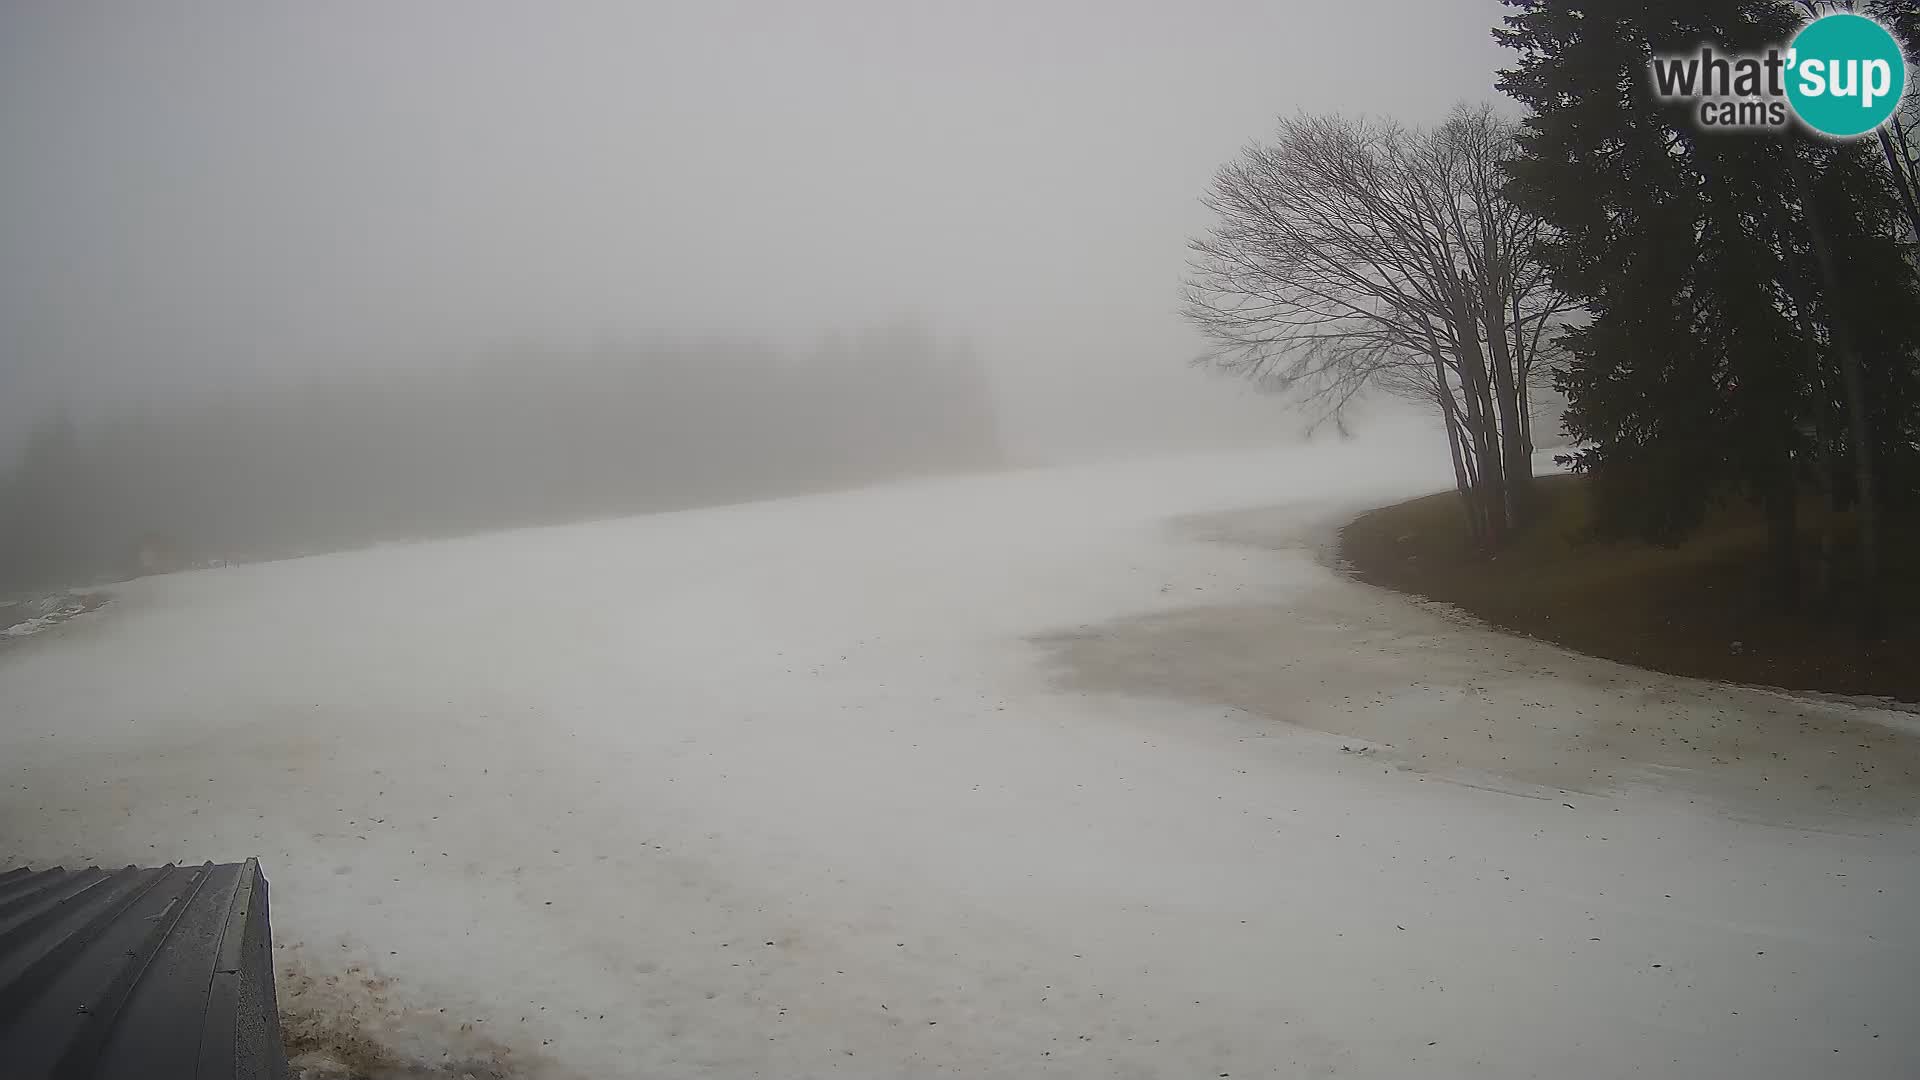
[1035, 503, 1920, 824]
[1340, 473, 1920, 702]
[278, 949, 558, 1080]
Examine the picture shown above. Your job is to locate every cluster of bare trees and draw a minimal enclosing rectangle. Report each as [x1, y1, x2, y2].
[1184, 104, 1577, 548]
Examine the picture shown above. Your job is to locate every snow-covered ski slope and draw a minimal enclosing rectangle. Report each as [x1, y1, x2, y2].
[4, 428, 1916, 1079]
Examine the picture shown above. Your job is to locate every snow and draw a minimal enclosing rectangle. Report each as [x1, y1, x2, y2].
[1, 594, 104, 638]
[3, 427, 1917, 1079]
[2, 614, 64, 638]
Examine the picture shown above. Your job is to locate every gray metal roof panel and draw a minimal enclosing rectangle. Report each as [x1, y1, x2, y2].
[0, 859, 286, 1080]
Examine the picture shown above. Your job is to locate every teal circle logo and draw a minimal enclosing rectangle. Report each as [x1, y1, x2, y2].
[1786, 13, 1907, 138]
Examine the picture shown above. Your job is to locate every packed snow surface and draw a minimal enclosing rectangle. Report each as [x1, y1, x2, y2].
[4, 431, 1917, 1079]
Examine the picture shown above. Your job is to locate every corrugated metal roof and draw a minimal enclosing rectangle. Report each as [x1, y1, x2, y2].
[0, 859, 287, 1080]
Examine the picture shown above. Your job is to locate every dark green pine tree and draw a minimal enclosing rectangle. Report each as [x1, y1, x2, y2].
[1792, 126, 1920, 633]
[1497, 0, 1920, 628]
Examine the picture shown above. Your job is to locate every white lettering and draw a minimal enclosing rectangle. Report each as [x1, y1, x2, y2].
[1800, 57, 1827, 97]
[1863, 59, 1893, 109]
[1830, 58, 1858, 99]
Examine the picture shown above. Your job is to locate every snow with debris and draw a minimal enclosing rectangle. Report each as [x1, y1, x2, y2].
[2, 614, 65, 638]
[3, 426, 1916, 1079]
[1, 595, 104, 638]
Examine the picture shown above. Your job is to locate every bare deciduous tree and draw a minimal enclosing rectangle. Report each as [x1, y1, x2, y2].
[1184, 104, 1578, 547]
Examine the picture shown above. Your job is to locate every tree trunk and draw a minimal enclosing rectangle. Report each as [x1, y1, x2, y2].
[1435, 353, 1484, 547]
[1895, 116, 1920, 215]
[1510, 293, 1544, 456]
[1449, 287, 1508, 544]
[1764, 473, 1801, 613]
[1808, 353, 1839, 604]
[1793, 158, 1884, 639]
[1775, 232, 1838, 605]
[1478, 275, 1534, 523]
[1813, 504, 1836, 602]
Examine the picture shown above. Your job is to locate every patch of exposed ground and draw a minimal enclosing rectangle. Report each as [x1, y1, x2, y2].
[278, 947, 559, 1080]
[1340, 473, 1920, 702]
[1034, 501, 1920, 824]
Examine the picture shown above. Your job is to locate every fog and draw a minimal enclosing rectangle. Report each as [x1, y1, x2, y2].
[0, 0, 1509, 588]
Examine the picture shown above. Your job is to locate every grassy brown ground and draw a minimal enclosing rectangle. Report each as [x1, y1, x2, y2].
[1340, 473, 1920, 703]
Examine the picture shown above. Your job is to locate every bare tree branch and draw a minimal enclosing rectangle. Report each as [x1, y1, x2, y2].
[1184, 106, 1581, 543]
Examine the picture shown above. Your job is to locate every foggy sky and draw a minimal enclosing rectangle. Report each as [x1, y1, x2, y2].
[0, 1, 1511, 459]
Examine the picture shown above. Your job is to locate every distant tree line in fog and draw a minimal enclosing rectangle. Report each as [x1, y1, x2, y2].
[0, 324, 1001, 593]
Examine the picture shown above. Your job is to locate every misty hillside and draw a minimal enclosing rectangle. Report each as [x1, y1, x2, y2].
[0, 324, 999, 593]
